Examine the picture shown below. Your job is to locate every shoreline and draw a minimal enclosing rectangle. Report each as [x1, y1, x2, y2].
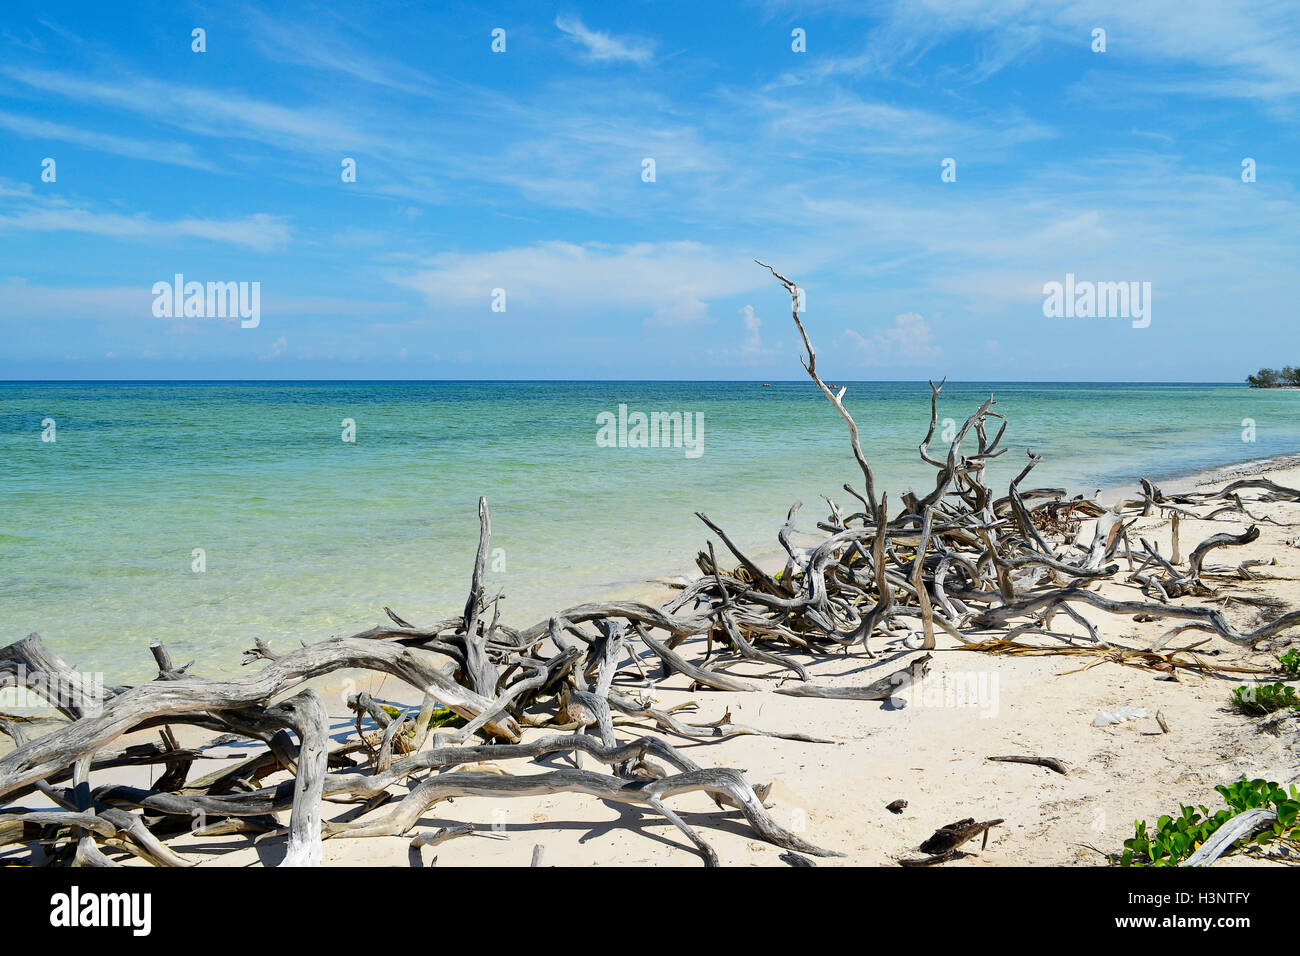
[8, 378, 1300, 687]
[607, 444, 1300, 625]
[1097, 450, 1300, 503]
[8, 445, 1298, 703]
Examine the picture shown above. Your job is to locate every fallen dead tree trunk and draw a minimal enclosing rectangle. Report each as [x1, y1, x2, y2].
[775, 655, 931, 701]
[1181, 808, 1277, 867]
[325, 767, 839, 866]
[0, 637, 520, 803]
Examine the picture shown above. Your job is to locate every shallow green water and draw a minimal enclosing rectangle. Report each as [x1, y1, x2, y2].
[1, 381, 1294, 682]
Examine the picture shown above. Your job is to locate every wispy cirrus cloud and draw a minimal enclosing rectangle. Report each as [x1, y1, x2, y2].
[555, 14, 655, 65]
[0, 110, 222, 171]
[754, 91, 1052, 157]
[0, 181, 291, 250]
[242, 7, 441, 98]
[1, 66, 374, 150]
[0, 207, 289, 250]
[769, 0, 1300, 101]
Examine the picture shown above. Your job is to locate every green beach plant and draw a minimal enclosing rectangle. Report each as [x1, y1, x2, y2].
[1121, 778, 1300, 866]
[1230, 682, 1300, 715]
[379, 702, 465, 730]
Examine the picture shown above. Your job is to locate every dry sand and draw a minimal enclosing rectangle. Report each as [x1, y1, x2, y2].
[7, 457, 1300, 867]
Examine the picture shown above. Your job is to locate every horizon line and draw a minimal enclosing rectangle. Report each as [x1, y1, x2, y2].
[0, 378, 1257, 386]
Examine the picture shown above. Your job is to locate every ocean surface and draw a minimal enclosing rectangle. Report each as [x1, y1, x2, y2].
[2, 381, 1296, 683]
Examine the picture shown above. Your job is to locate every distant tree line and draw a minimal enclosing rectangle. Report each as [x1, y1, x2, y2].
[1246, 366, 1300, 388]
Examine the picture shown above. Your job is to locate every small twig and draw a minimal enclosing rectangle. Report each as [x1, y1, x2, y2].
[986, 754, 1070, 775]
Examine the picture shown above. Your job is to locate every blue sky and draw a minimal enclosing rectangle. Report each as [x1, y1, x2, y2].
[1, 0, 1297, 380]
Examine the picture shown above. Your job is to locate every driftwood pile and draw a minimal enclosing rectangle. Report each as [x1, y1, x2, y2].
[2, 263, 1299, 867]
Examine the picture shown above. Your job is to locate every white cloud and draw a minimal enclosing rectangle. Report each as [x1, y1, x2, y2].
[757, 93, 1051, 156]
[775, 0, 1300, 101]
[259, 336, 288, 361]
[0, 179, 290, 250]
[741, 304, 763, 350]
[841, 313, 941, 365]
[708, 303, 786, 366]
[0, 279, 152, 320]
[244, 8, 440, 98]
[555, 15, 655, 65]
[647, 296, 709, 326]
[0, 205, 291, 251]
[2, 67, 374, 151]
[0, 111, 222, 171]
[392, 240, 768, 323]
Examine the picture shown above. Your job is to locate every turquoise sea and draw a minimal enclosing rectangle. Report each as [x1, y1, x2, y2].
[2, 381, 1296, 682]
